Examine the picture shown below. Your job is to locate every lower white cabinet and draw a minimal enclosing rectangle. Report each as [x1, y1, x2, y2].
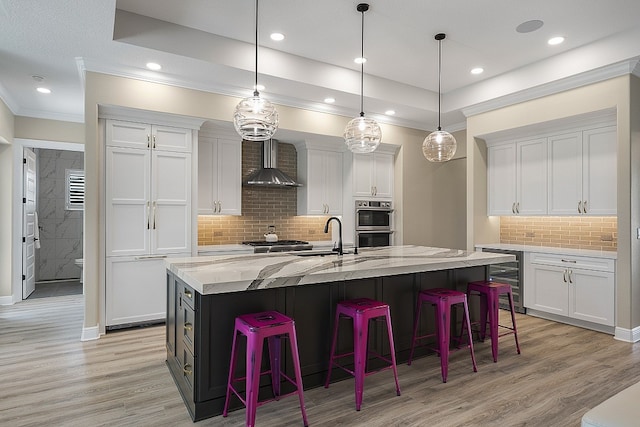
[524, 252, 615, 328]
[106, 255, 187, 327]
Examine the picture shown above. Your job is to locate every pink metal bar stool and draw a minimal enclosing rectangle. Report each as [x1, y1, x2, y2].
[408, 288, 477, 383]
[324, 298, 401, 411]
[464, 280, 521, 362]
[223, 310, 308, 427]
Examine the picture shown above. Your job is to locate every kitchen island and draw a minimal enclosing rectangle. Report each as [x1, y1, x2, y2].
[165, 245, 514, 421]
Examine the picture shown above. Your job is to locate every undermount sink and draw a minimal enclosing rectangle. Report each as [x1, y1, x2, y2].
[293, 250, 339, 257]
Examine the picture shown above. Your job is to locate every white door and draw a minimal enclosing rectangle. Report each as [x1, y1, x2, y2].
[215, 138, 242, 215]
[547, 132, 583, 215]
[372, 153, 394, 198]
[517, 138, 547, 214]
[352, 153, 374, 197]
[487, 144, 516, 215]
[582, 126, 617, 215]
[22, 148, 37, 299]
[324, 150, 343, 214]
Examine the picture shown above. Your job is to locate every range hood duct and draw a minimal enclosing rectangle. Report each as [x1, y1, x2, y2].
[244, 139, 302, 187]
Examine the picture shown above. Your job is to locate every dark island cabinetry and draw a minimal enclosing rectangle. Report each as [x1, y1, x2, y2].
[166, 266, 486, 422]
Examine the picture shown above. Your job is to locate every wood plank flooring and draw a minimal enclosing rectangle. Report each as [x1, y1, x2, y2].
[2, 295, 639, 426]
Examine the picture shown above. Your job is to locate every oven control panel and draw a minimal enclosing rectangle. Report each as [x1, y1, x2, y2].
[355, 200, 392, 209]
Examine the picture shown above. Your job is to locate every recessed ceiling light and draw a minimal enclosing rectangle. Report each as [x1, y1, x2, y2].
[254, 84, 265, 91]
[354, 57, 367, 64]
[36, 87, 51, 94]
[385, 110, 396, 116]
[471, 67, 484, 75]
[548, 36, 565, 45]
[270, 32, 285, 41]
[516, 19, 544, 33]
[324, 97, 335, 104]
[146, 62, 162, 71]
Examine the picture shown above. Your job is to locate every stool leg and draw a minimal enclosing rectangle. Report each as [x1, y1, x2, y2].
[507, 291, 521, 355]
[353, 312, 368, 411]
[462, 298, 478, 373]
[324, 308, 342, 388]
[223, 328, 239, 417]
[479, 292, 489, 342]
[267, 335, 281, 399]
[384, 308, 401, 396]
[246, 334, 264, 427]
[407, 297, 423, 366]
[287, 324, 309, 427]
[436, 300, 450, 383]
[488, 289, 500, 362]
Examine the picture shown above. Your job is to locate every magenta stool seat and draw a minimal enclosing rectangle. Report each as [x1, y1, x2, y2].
[223, 310, 308, 427]
[465, 280, 521, 363]
[408, 288, 477, 383]
[324, 298, 401, 411]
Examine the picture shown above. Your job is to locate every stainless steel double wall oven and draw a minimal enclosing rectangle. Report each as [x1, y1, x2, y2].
[355, 199, 393, 247]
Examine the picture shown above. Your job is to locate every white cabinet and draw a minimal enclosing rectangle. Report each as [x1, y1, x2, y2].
[198, 135, 241, 215]
[298, 148, 343, 215]
[105, 119, 193, 327]
[487, 138, 547, 215]
[547, 126, 616, 215]
[353, 152, 394, 198]
[524, 252, 615, 328]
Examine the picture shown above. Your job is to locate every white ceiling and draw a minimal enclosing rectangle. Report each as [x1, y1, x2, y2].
[1, 0, 640, 131]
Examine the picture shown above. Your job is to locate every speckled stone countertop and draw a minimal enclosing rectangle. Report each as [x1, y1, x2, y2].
[475, 243, 617, 259]
[166, 245, 514, 295]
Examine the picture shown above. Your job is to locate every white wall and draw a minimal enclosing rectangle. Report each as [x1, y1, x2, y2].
[0, 99, 15, 303]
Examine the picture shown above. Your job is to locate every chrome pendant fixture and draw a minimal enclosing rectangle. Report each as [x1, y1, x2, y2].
[344, 3, 381, 154]
[233, 0, 278, 141]
[423, 33, 457, 162]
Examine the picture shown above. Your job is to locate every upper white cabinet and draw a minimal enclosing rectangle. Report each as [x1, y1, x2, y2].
[486, 115, 616, 217]
[353, 152, 394, 199]
[198, 132, 242, 215]
[106, 120, 192, 152]
[488, 138, 547, 215]
[298, 147, 343, 215]
[548, 126, 616, 215]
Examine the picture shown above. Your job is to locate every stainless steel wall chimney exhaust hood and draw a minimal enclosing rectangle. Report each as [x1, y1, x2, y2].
[244, 139, 302, 187]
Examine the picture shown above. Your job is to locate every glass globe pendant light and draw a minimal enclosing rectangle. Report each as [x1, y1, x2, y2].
[423, 33, 457, 162]
[344, 3, 381, 154]
[233, 0, 278, 141]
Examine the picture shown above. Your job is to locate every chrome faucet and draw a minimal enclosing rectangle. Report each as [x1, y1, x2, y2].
[324, 216, 343, 255]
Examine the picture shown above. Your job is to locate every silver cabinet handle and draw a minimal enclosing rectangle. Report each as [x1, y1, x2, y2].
[218, 201, 222, 213]
[152, 201, 157, 229]
[134, 255, 167, 260]
[568, 269, 573, 284]
[146, 201, 150, 229]
[561, 259, 576, 263]
[512, 202, 516, 214]
[583, 200, 587, 214]
[152, 134, 157, 149]
[578, 201, 583, 213]
[563, 269, 568, 283]
[374, 186, 377, 196]
[147, 134, 150, 148]
[516, 202, 520, 214]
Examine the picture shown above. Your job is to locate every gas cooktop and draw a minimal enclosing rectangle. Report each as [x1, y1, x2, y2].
[242, 240, 313, 253]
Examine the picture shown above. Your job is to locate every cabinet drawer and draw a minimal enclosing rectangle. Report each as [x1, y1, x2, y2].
[180, 303, 195, 352]
[178, 344, 196, 395]
[529, 252, 614, 272]
[181, 284, 196, 309]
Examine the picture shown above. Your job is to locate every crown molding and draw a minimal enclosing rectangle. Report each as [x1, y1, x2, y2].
[461, 59, 640, 118]
[0, 82, 19, 116]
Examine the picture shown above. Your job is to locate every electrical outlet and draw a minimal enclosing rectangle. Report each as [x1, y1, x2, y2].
[600, 233, 613, 242]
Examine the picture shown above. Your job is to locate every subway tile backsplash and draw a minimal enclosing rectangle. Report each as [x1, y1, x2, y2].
[500, 216, 617, 251]
[198, 140, 330, 245]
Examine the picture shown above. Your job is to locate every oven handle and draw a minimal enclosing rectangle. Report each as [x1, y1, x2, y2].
[356, 207, 394, 213]
[356, 229, 395, 234]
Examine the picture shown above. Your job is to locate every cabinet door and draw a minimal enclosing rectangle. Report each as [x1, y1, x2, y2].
[353, 153, 374, 197]
[305, 150, 329, 214]
[569, 269, 615, 326]
[517, 138, 547, 214]
[151, 151, 191, 254]
[106, 120, 151, 149]
[215, 138, 242, 215]
[548, 132, 583, 215]
[197, 138, 215, 214]
[527, 264, 568, 316]
[106, 256, 168, 326]
[106, 146, 150, 256]
[153, 125, 192, 152]
[324, 150, 343, 214]
[487, 144, 516, 215]
[582, 126, 616, 215]
[373, 153, 394, 198]
[167, 273, 177, 356]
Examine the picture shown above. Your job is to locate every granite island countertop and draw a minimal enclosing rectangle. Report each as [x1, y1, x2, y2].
[166, 245, 514, 295]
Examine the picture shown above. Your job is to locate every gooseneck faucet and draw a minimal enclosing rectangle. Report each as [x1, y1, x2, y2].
[324, 216, 343, 255]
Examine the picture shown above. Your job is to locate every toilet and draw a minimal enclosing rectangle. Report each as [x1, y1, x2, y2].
[75, 258, 83, 283]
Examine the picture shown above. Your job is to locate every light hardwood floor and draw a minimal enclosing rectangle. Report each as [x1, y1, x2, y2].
[1, 294, 639, 426]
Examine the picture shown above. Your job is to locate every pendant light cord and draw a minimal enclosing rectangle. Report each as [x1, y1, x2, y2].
[253, 0, 259, 97]
[437, 36, 442, 131]
[359, 8, 365, 117]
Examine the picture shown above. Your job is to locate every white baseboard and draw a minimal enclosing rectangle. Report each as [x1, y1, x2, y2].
[81, 325, 101, 341]
[0, 295, 15, 305]
[614, 326, 640, 343]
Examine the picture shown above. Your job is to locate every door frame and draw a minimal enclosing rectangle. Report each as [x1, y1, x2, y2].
[10, 139, 84, 303]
